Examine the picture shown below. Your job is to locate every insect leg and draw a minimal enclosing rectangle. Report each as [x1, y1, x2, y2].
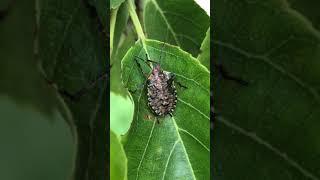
[128, 81, 146, 94]
[134, 56, 150, 77]
[134, 55, 146, 62]
[168, 73, 188, 89]
[146, 59, 157, 64]
[214, 64, 249, 86]
[134, 54, 157, 68]
[175, 81, 187, 89]
[144, 54, 158, 64]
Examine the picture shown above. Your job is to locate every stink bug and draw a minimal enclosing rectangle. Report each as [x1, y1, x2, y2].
[146, 62, 177, 117]
[132, 48, 186, 123]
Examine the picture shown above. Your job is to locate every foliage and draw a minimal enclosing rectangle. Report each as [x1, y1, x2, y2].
[213, 0, 320, 179]
[0, 0, 78, 179]
[110, 0, 210, 179]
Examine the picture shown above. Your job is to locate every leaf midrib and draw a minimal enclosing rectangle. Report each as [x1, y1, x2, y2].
[134, 84, 153, 180]
[213, 39, 320, 103]
[171, 116, 197, 180]
[132, 80, 207, 180]
[161, 140, 179, 180]
[133, 93, 207, 179]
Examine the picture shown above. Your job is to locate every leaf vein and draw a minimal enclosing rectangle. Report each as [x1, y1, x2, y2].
[162, 11, 203, 30]
[178, 98, 209, 120]
[216, 116, 319, 180]
[150, 0, 181, 46]
[213, 40, 320, 103]
[52, 1, 81, 74]
[172, 117, 197, 180]
[179, 128, 209, 152]
[176, 33, 201, 47]
[161, 140, 179, 180]
[135, 90, 156, 180]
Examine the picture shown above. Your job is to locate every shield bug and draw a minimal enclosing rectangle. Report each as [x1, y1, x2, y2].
[133, 47, 186, 123]
[146, 61, 177, 117]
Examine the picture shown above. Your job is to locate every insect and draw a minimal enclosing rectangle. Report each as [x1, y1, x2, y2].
[146, 61, 177, 117]
[133, 51, 186, 123]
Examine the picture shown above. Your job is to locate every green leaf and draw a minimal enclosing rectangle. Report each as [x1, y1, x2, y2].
[111, 130, 128, 180]
[111, 2, 130, 58]
[111, 25, 136, 96]
[39, 0, 107, 179]
[0, 1, 77, 179]
[111, 0, 126, 9]
[197, 28, 210, 70]
[0, 95, 77, 180]
[213, 0, 320, 179]
[121, 40, 210, 179]
[110, 91, 134, 136]
[143, 0, 209, 56]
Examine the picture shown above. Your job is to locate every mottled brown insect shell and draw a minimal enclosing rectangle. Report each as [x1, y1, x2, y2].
[147, 64, 177, 116]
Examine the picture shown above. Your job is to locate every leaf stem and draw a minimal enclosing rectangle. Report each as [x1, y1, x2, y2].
[110, 7, 119, 57]
[127, 0, 149, 56]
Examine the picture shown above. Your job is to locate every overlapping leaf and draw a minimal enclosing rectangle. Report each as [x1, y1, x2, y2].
[144, 0, 209, 57]
[0, 1, 76, 179]
[111, 130, 128, 180]
[39, 0, 107, 179]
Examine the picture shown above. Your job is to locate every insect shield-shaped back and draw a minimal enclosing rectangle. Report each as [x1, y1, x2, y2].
[147, 64, 177, 116]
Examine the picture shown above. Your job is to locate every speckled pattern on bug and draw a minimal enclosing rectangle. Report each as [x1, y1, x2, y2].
[146, 64, 177, 117]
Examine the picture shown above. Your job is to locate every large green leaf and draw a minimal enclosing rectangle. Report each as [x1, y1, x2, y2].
[213, 0, 320, 179]
[110, 130, 127, 180]
[121, 40, 210, 179]
[0, 0, 77, 179]
[39, 0, 107, 179]
[143, 0, 209, 57]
